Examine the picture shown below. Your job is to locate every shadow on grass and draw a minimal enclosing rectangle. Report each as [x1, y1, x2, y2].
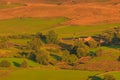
[104, 45, 120, 49]
[13, 62, 21, 67]
[50, 54, 61, 61]
[88, 76, 102, 80]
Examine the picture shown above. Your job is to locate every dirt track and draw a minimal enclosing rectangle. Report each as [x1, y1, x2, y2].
[0, 2, 120, 25]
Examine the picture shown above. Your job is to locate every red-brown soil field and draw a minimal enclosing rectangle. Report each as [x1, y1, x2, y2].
[0, 0, 120, 25]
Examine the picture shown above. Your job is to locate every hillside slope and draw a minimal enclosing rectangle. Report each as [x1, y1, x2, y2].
[0, 0, 118, 4]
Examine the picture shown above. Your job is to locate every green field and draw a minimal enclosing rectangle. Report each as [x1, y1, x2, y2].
[0, 17, 120, 38]
[89, 46, 120, 62]
[0, 58, 40, 67]
[1, 70, 101, 80]
[99, 71, 120, 80]
[0, 17, 66, 35]
[1, 69, 119, 80]
[10, 39, 30, 44]
[53, 24, 120, 38]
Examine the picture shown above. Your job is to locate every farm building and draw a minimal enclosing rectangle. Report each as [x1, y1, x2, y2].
[78, 36, 94, 42]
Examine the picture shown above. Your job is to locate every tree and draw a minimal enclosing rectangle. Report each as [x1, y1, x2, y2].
[114, 27, 120, 39]
[36, 50, 49, 65]
[36, 32, 46, 43]
[61, 50, 70, 62]
[87, 40, 98, 48]
[96, 48, 103, 57]
[68, 54, 78, 65]
[0, 38, 9, 49]
[21, 60, 29, 68]
[103, 75, 115, 80]
[0, 60, 11, 67]
[103, 31, 114, 44]
[117, 56, 120, 61]
[46, 30, 58, 44]
[77, 45, 89, 58]
[74, 40, 90, 58]
[77, 48, 87, 57]
[27, 38, 43, 52]
[28, 52, 36, 61]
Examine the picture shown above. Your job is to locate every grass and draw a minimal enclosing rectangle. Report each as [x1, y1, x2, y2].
[98, 71, 120, 80]
[10, 39, 30, 44]
[0, 17, 120, 38]
[0, 4, 25, 9]
[53, 23, 120, 38]
[90, 47, 120, 62]
[0, 17, 66, 35]
[0, 58, 40, 67]
[1, 70, 101, 80]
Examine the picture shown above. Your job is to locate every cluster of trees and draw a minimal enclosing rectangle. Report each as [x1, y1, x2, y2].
[70, 39, 98, 58]
[88, 74, 116, 80]
[0, 60, 29, 68]
[18, 30, 59, 65]
[0, 26, 120, 69]
[0, 29, 111, 66]
[97, 27, 120, 45]
[61, 50, 78, 65]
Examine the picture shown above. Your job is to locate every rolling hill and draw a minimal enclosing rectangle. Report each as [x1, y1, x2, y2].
[0, 0, 120, 4]
[0, 0, 120, 25]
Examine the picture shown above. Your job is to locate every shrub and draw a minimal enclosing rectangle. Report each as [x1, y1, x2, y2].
[46, 30, 58, 44]
[88, 76, 102, 80]
[0, 60, 11, 67]
[117, 56, 120, 61]
[87, 39, 98, 48]
[61, 50, 70, 62]
[21, 60, 29, 68]
[103, 74, 116, 80]
[68, 54, 78, 65]
[75, 40, 89, 58]
[27, 38, 43, 52]
[36, 50, 49, 65]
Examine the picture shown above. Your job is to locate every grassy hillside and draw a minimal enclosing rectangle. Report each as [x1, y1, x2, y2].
[0, 58, 40, 67]
[10, 39, 30, 44]
[53, 23, 120, 37]
[0, 17, 66, 35]
[0, 17, 120, 38]
[1, 70, 120, 80]
[0, 0, 111, 4]
[90, 47, 120, 62]
[1, 70, 101, 80]
[99, 71, 120, 80]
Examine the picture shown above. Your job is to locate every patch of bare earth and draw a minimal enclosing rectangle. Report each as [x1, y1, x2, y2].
[0, 1, 120, 25]
[0, 70, 10, 79]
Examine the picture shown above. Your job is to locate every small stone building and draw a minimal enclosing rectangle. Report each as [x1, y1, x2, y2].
[78, 36, 94, 42]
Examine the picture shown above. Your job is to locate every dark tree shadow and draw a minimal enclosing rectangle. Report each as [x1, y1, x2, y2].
[59, 42, 73, 51]
[50, 54, 61, 61]
[87, 76, 102, 80]
[13, 62, 21, 67]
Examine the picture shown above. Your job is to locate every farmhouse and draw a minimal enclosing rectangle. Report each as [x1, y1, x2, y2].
[62, 36, 96, 42]
[62, 36, 95, 42]
[78, 36, 94, 42]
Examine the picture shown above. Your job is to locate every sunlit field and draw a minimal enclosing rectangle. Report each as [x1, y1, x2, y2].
[1, 70, 101, 80]
[0, 18, 120, 38]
